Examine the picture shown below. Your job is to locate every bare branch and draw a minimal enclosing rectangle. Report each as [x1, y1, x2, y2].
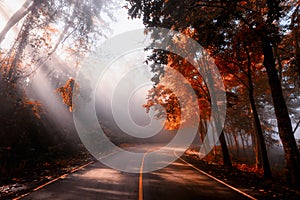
[293, 120, 300, 134]
[0, 0, 33, 44]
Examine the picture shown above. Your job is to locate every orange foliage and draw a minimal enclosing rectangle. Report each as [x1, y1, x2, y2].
[239, 1, 248, 6]
[47, 26, 59, 34]
[233, 163, 264, 176]
[144, 27, 212, 130]
[144, 84, 182, 130]
[23, 100, 43, 119]
[56, 78, 76, 112]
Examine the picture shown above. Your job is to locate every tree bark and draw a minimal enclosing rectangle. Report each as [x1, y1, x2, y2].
[253, 132, 262, 169]
[219, 130, 232, 168]
[292, 5, 300, 77]
[245, 43, 272, 179]
[240, 133, 246, 155]
[206, 67, 232, 169]
[296, 47, 300, 77]
[248, 82, 272, 180]
[262, 36, 300, 186]
[198, 119, 209, 156]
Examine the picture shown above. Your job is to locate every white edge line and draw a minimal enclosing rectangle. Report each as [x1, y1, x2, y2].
[173, 151, 257, 200]
[13, 161, 95, 200]
[98, 150, 121, 160]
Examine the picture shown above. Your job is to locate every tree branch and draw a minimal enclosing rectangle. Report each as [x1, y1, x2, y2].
[0, 0, 33, 44]
[293, 120, 300, 134]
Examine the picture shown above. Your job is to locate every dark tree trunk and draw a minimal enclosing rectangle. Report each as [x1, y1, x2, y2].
[254, 134, 262, 169]
[262, 36, 300, 186]
[296, 48, 300, 77]
[248, 83, 272, 180]
[292, 5, 300, 77]
[198, 120, 209, 155]
[241, 134, 246, 155]
[219, 131, 232, 168]
[245, 44, 272, 180]
[233, 133, 240, 156]
[206, 69, 232, 169]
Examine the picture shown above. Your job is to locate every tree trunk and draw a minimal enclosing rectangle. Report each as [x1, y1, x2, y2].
[248, 82, 272, 180]
[206, 69, 232, 169]
[198, 119, 209, 156]
[219, 131, 232, 168]
[225, 132, 233, 149]
[292, 5, 300, 77]
[262, 36, 300, 186]
[296, 47, 300, 77]
[233, 133, 240, 157]
[240, 133, 246, 155]
[0, 0, 33, 44]
[251, 127, 262, 169]
[242, 42, 271, 178]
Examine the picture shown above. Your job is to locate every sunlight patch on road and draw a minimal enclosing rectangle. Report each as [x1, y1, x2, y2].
[76, 186, 131, 196]
[75, 168, 123, 183]
[151, 169, 216, 186]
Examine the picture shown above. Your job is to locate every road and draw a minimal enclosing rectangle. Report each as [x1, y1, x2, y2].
[20, 145, 254, 200]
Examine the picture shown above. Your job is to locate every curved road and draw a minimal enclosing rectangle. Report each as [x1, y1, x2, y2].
[20, 146, 253, 200]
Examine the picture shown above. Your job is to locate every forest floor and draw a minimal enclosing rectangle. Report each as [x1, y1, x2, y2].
[0, 150, 94, 200]
[183, 149, 300, 200]
[1, 148, 300, 200]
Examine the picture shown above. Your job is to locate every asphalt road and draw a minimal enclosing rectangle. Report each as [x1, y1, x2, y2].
[21, 146, 253, 200]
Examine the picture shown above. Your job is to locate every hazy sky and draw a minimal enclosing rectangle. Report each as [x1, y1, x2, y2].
[0, 0, 144, 44]
[111, 3, 144, 36]
[96, 2, 154, 131]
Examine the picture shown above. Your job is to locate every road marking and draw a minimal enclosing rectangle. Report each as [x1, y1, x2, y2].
[173, 151, 257, 200]
[139, 153, 146, 200]
[98, 150, 120, 160]
[13, 161, 94, 200]
[139, 147, 158, 200]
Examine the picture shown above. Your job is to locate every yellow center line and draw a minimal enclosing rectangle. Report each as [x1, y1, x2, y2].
[138, 154, 146, 200]
[173, 151, 257, 200]
[138, 147, 158, 200]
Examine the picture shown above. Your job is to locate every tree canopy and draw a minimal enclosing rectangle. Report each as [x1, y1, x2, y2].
[127, 0, 300, 186]
[0, 0, 115, 82]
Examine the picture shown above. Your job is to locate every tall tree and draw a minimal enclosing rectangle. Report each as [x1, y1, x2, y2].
[127, 0, 300, 185]
[0, 0, 114, 82]
[214, 33, 272, 179]
[144, 28, 232, 168]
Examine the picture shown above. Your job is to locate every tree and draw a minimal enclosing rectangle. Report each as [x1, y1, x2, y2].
[288, 2, 300, 77]
[215, 37, 272, 179]
[143, 28, 232, 168]
[0, 0, 116, 179]
[56, 77, 76, 112]
[0, 0, 115, 82]
[127, 0, 300, 186]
